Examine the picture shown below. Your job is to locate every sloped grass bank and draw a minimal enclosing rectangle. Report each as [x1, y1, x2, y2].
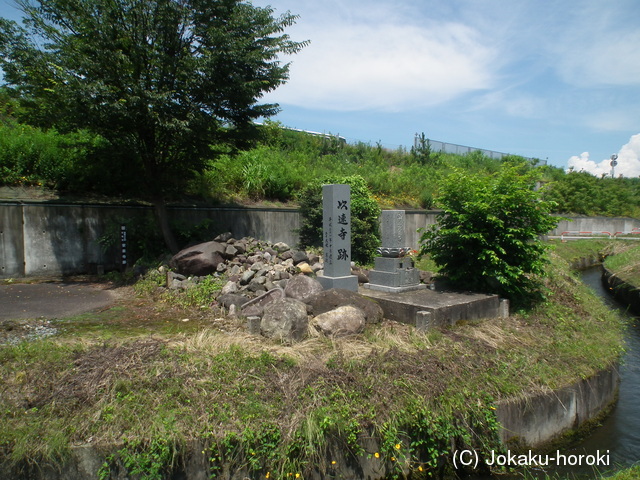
[0, 245, 626, 479]
[596, 242, 640, 315]
[604, 243, 640, 288]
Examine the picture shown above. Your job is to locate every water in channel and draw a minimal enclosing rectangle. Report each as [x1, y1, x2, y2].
[470, 266, 640, 480]
[561, 266, 640, 477]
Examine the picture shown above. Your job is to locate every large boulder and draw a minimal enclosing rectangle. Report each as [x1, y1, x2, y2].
[260, 298, 309, 343]
[284, 274, 324, 303]
[312, 306, 366, 337]
[307, 288, 383, 324]
[169, 241, 226, 276]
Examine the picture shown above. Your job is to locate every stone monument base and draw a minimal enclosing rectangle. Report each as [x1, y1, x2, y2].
[317, 274, 359, 292]
[364, 257, 424, 293]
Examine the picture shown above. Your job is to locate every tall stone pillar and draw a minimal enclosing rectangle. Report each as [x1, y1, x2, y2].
[317, 184, 359, 292]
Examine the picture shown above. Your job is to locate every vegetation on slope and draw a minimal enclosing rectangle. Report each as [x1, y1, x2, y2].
[3, 105, 640, 218]
[603, 244, 640, 287]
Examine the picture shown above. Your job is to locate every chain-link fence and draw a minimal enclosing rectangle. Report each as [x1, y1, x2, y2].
[415, 135, 546, 165]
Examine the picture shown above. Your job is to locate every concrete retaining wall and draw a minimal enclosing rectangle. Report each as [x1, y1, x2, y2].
[0, 203, 438, 279]
[0, 205, 24, 278]
[404, 210, 441, 249]
[497, 364, 620, 448]
[0, 203, 301, 278]
[1, 201, 638, 279]
[551, 215, 640, 237]
[602, 267, 640, 315]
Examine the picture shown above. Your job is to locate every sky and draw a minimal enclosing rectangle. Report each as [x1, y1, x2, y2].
[1, 0, 640, 176]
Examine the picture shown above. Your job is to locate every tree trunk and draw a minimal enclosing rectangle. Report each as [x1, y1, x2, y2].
[153, 198, 180, 254]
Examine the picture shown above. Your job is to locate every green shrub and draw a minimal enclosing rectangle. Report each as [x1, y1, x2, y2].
[419, 163, 559, 306]
[297, 175, 381, 265]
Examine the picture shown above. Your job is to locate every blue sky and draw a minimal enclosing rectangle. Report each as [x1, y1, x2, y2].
[251, 0, 640, 175]
[2, 0, 640, 175]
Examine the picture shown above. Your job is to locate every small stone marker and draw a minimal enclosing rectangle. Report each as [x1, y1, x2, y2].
[120, 224, 127, 271]
[317, 184, 359, 292]
[364, 210, 425, 293]
[415, 310, 433, 331]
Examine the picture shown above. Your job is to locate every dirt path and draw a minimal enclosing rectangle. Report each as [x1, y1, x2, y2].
[0, 282, 117, 321]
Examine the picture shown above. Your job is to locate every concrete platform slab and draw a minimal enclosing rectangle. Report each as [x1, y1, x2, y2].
[359, 286, 502, 329]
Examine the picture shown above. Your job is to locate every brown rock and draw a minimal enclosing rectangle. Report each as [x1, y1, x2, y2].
[297, 262, 314, 275]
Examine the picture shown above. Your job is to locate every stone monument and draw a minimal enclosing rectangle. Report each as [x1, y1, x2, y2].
[364, 210, 425, 293]
[317, 184, 359, 292]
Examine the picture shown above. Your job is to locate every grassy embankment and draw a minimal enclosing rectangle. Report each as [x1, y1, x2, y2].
[0, 240, 629, 479]
[603, 243, 640, 287]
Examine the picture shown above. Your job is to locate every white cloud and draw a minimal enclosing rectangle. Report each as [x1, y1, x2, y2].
[566, 152, 612, 177]
[266, 9, 497, 111]
[567, 134, 640, 178]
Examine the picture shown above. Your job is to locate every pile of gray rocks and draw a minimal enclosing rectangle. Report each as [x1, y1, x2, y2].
[166, 233, 382, 343]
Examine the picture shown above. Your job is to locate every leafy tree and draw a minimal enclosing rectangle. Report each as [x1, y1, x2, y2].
[542, 171, 640, 218]
[298, 175, 381, 265]
[419, 164, 558, 305]
[0, 0, 307, 252]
